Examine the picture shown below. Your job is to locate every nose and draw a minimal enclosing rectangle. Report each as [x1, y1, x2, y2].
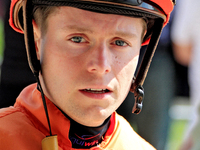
[87, 44, 111, 74]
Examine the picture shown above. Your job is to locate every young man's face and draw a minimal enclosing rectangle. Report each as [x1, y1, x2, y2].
[33, 6, 145, 127]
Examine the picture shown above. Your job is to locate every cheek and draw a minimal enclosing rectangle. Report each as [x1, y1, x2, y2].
[115, 55, 139, 97]
[114, 52, 139, 78]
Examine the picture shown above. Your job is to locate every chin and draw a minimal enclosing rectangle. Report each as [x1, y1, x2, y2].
[79, 115, 109, 127]
[88, 114, 111, 127]
[86, 120, 106, 127]
[74, 107, 113, 127]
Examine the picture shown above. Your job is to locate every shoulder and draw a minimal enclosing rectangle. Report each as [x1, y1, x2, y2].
[0, 107, 44, 149]
[0, 106, 33, 130]
[109, 113, 156, 150]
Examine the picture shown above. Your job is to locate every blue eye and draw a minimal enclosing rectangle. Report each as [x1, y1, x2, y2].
[114, 40, 128, 46]
[70, 36, 86, 43]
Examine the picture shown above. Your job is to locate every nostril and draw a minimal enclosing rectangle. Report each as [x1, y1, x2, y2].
[87, 61, 111, 74]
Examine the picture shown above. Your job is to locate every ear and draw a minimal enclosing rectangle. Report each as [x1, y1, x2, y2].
[32, 20, 41, 60]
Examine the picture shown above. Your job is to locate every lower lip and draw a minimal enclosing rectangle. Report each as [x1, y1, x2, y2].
[79, 90, 112, 99]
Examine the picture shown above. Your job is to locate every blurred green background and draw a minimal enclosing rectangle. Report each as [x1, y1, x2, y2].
[0, 19, 4, 59]
[166, 98, 190, 150]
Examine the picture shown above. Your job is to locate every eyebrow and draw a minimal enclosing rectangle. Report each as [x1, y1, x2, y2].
[64, 25, 94, 34]
[64, 25, 137, 39]
[114, 31, 137, 39]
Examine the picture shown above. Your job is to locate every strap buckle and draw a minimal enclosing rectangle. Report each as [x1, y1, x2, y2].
[132, 85, 144, 114]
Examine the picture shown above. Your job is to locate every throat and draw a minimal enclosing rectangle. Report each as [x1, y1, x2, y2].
[69, 116, 111, 148]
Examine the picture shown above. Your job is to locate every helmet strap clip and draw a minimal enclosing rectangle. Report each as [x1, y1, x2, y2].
[132, 85, 144, 114]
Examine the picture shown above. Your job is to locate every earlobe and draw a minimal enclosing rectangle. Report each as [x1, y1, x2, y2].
[32, 20, 41, 60]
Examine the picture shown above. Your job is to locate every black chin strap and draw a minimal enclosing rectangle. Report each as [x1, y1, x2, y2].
[35, 74, 53, 136]
[130, 18, 164, 114]
[23, 0, 53, 137]
[23, 1, 59, 149]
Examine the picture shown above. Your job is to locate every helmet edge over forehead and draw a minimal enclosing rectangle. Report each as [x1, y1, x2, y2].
[9, 0, 174, 35]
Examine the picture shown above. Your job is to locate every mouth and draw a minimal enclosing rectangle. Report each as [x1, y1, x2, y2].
[81, 88, 111, 94]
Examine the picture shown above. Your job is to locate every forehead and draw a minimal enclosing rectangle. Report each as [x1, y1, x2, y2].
[46, 6, 144, 35]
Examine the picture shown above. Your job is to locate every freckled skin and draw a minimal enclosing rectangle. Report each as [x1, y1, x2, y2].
[33, 6, 144, 127]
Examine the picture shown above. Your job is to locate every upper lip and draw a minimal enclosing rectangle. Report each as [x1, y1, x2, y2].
[80, 86, 113, 92]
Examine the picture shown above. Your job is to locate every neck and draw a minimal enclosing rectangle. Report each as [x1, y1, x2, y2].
[55, 105, 111, 148]
[68, 116, 111, 148]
